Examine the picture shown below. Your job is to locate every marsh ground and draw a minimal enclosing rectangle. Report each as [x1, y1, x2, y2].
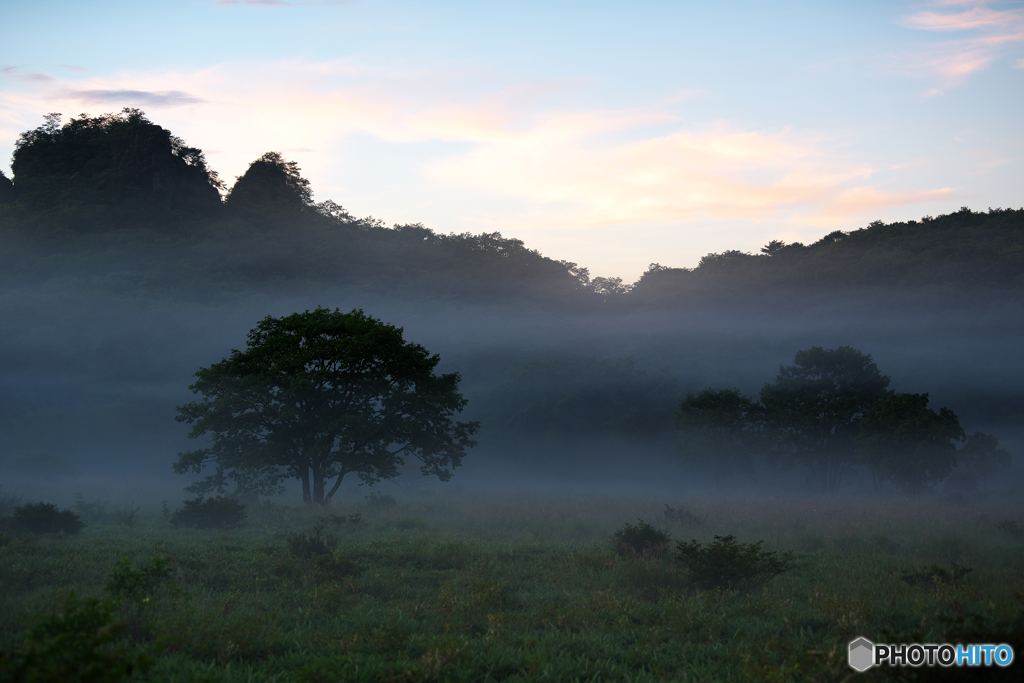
[1, 487, 1022, 682]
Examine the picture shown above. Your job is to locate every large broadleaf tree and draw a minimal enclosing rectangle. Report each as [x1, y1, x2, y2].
[173, 307, 479, 506]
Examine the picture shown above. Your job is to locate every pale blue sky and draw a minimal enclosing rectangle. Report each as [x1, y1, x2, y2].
[2, 0, 1022, 280]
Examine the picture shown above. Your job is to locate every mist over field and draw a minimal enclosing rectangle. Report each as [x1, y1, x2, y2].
[0, 107, 1018, 504]
[0, 268, 1021, 500]
[3, 1, 1024, 676]
[0, 108, 1022, 683]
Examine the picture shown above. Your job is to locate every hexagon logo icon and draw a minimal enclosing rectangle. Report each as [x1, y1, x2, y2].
[849, 637, 874, 672]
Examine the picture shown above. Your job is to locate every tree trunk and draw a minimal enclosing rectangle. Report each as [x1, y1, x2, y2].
[324, 469, 347, 505]
[300, 463, 312, 507]
[313, 472, 325, 506]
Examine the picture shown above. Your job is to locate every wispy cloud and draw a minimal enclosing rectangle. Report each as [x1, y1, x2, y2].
[0, 61, 954, 233]
[429, 117, 952, 227]
[898, 1, 1024, 91]
[902, 5, 1023, 31]
[58, 89, 205, 106]
[1, 66, 53, 83]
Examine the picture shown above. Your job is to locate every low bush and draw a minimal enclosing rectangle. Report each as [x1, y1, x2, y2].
[612, 519, 670, 557]
[112, 502, 140, 527]
[0, 592, 153, 683]
[900, 562, 973, 589]
[11, 502, 85, 535]
[663, 503, 704, 525]
[675, 534, 792, 590]
[104, 556, 189, 641]
[105, 557, 185, 606]
[286, 521, 337, 558]
[170, 496, 246, 530]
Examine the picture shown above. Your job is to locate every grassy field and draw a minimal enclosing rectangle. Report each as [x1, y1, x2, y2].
[1, 489, 1022, 682]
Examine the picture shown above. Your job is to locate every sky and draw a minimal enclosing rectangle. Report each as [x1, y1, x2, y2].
[1, 0, 1022, 281]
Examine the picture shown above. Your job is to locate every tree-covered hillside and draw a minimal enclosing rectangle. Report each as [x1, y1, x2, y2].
[631, 208, 1024, 305]
[1, 109, 1021, 308]
[0, 110, 1021, 483]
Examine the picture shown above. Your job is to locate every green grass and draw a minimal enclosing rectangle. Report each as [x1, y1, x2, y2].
[1, 492, 1022, 682]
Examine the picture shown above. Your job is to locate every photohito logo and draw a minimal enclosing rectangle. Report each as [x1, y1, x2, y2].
[849, 637, 1014, 672]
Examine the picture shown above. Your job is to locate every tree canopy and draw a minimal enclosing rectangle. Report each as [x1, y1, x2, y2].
[226, 151, 313, 212]
[675, 388, 757, 484]
[955, 431, 1012, 491]
[0, 170, 14, 205]
[173, 307, 479, 506]
[9, 109, 222, 228]
[857, 392, 965, 495]
[759, 346, 891, 493]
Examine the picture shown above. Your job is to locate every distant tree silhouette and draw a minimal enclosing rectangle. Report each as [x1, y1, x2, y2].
[955, 431, 1012, 491]
[0, 169, 14, 204]
[676, 388, 758, 485]
[857, 393, 964, 496]
[226, 152, 313, 210]
[9, 109, 222, 227]
[760, 346, 891, 494]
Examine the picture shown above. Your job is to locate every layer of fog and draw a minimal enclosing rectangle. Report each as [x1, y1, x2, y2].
[1, 277, 1021, 504]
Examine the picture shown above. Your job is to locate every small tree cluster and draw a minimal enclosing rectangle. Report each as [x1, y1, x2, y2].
[612, 519, 671, 557]
[8, 502, 85, 535]
[676, 346, 1012, 495]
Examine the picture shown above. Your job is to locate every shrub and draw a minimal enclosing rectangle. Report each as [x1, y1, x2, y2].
[11, 502, 85, 535]
[900, 563, 973, 589]
[664, 503, 704, 525]
[286, 521, 337, 558]
[105, 557, 184, 606]
[104, 556, 189, 641]
[326, 512, 363, 526]
[72, 493, 110, 524]
[281, 522, 361, 579]
[170, 496, 246, 529]
[112, 502, 140, 527]
[675, 534, 793, 590]
[365, 491, 397, 510]
[612, 519, 671, 557]
[0, 592, 153, 683]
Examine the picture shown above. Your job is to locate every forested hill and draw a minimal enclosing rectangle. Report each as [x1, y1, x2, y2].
[630, 208, 1024, 306]
[1, 109, 1022, 308]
